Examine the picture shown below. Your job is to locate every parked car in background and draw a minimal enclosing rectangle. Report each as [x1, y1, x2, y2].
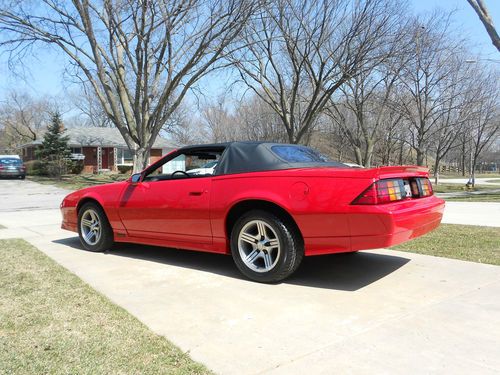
[0, 155, 26, 179]
[60, 142, 445, 283]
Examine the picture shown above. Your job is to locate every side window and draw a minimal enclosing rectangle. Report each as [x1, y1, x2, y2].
[143, 151, 222, 181]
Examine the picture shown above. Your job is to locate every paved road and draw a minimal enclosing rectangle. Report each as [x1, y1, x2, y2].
[1, 179, 500, 374]
[442, 201, 500, 227]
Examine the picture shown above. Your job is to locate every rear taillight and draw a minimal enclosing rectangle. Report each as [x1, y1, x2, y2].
[352, 184, 378, 205]
[352, 177, 433, 205]
[417, 178, 433, 196]
[376, 179, 405, 203]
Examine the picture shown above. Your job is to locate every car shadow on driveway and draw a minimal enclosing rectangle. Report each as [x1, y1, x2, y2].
[53, 237, 410, 291]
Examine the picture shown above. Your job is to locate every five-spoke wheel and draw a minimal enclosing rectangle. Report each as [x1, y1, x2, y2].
[238, 220, 281, 273]
[77, 202, 114, 252]
[231, 210, 303, 283]
[80, 208, 102, 246]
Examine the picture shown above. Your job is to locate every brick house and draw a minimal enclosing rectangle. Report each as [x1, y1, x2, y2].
[21, 127, 177, 173]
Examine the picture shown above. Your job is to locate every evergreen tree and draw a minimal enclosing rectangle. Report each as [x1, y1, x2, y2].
[36, 112, 71, 177]
[37, 112, 70, 159]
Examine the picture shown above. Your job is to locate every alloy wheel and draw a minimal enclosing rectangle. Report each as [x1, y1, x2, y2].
[80, 208, 101, 246]
[238, 219, 281, 273]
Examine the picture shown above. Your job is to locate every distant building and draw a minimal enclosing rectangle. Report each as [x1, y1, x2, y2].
[21, 127, 177, 173]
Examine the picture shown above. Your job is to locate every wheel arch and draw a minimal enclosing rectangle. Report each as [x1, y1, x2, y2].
[225, 199, 303, 243]
[76, 196, 105, 215]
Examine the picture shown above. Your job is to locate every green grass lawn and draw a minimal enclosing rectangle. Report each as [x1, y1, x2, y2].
[431, 183, 498, 193]
[444, 193, 500, 202]
[439, 173, 500, 179]
[0, 239, 211, 375]
[432, 183, 500, 201]
[432, 183, 467, 193]
[28, 173, 130, 190]
[392, 224, 500, 265]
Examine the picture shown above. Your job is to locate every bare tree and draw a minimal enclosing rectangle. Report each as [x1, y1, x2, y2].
[162, 104, 204, 146]
[202, 96, 239, 143]
[231, 0, 403, 144]
[69, 85, 113, 128]
[395, 13, 466, 166]
[467, 0, 500, 52]
[0, 0, 255, 171]
[467, 67, 500, 186]
[236, 94, 287, 142]
[0, 91, 53, 151]
[331, 54, 408, 167]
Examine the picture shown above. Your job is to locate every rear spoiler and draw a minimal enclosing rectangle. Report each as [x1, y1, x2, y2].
[374, 166, 429, 180]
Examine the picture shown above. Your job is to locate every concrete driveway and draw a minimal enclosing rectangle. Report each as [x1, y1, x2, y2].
[1, 179, 500, 374]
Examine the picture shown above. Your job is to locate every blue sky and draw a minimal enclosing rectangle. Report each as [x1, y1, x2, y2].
[0, 0, 499, 100]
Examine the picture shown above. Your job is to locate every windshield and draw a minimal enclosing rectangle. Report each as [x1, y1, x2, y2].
[202, 161, 218, 168]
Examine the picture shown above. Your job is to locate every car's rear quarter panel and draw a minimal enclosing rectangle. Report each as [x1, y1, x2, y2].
[212, 167, 444, 256]
[211, 169, 372, 255]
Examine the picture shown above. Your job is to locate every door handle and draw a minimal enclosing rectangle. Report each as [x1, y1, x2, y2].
[189, 191, 204, 196]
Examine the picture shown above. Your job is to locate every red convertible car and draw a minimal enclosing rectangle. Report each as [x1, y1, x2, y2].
[61, 142, 445, 282]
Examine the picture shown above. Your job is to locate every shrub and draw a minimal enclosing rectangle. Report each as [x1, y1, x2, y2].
[24, 160, 47, 176]
[45, 155, 71, 179]
[68, 160, 84, 175]
[117, 165, 133, 174]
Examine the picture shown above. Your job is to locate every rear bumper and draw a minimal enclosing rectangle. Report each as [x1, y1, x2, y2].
[349, 210, 442, 250]
[305, 196, 445, 255]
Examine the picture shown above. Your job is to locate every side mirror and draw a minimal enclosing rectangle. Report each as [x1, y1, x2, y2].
[130, 173, 142, 183]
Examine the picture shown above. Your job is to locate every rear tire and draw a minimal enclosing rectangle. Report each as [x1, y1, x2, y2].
[77, 202, 114, 252]
[230, 210, 303, 283]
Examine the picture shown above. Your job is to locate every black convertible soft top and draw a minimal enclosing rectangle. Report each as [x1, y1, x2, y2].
[178, 141, 346, 175]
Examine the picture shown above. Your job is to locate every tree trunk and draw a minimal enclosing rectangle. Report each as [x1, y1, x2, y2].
[461, 139, 466, 176]
[433, 158, 440, 185]
[471, 154, 478, 187]
[354, 147, 363, 166]
[416, 148, 425, 166]
[363, 140, 374, 168]
[133, 146, 151, 173]
[398, 141, 404, 165]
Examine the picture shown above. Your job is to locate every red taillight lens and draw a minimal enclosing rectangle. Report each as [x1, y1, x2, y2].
[376, 179, 405, 203]
[418, 178, 433, 196]
[353, 184, 378, 205]
[352, 177, 432, 205]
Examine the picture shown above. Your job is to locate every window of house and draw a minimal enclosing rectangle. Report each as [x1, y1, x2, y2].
[71, 147, 82, 154]
[117, 148, 134, 165]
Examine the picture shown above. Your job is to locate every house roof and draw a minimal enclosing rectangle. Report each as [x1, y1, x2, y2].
[22, 127, 178, 149]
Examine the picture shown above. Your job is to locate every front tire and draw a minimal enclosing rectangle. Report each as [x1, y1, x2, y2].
[230, 210, 303, 283]
[78, 202, 114, 252]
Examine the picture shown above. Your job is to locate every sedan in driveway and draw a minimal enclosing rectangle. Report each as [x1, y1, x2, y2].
[60, 142, 445, 282]
[0, 156, 26, 179]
